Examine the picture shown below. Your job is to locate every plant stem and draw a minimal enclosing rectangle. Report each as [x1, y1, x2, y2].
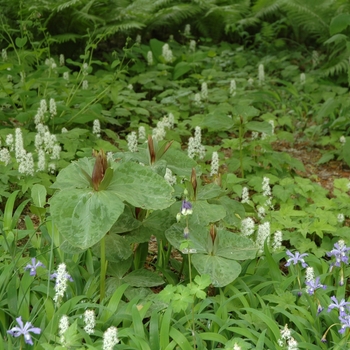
[100, 235, 106, 302]
[239, 116, 244, 178]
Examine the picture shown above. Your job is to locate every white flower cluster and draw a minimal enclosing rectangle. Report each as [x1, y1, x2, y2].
[2, 49, 7, 61]
[59, 54, 65, 66]
[241, 187, 249, 204]
[300, 73, 306, 85]
[138, 126, 146, 140]
[147, 51, 153, 66]
[63, 71, 69, 82]
[103, 326, 119, 350]
[278, 324, 298, 350]
[127, 131, 138, 152]
[338, 213, 345, 223]
[201, 82, 208, 100]
[162, 43, 173, 63]
[272, 230, 282, 251]
[210, 151, 219, 176]
[164, 168, 176, 185]
[340, 136, 346, 145]
[84, 309, 96, 335]
[230, 79, 236, 96]
[189, 40, 196, 52]
[258, 63, 265, 85]
[241, 217, 255, 237]
[184, 24, 191, 36]
[194, 92, 201, 105]
[92, 119, 101, 138]
[45, 58, 57, 70]
[14, 128, 34, 176]
[53, 263, 70, 305]
[256, 221, 270, 253]
[59, 315, 69, 345]
[188, 126, 206, 159]
[152, 113, 175, 141]
[82, 80, 88, 90]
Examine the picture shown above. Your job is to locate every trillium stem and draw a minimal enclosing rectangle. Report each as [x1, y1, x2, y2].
[100, 235, 107, 302]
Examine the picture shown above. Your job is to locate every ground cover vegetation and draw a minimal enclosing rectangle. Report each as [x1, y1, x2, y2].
[1, 0, 350, 349]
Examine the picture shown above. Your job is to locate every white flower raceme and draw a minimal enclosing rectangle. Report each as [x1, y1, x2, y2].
[103, 326, 119, 350]
[52, 263, 72, 305]
[241, 217, 255, 236]
[188, 126, 205, 159]
[92, 119, 101, 138]
[194, 92, 201, 105]
[210, 151, 219, 176]
[256, 221, 270, 253]
[138, 126, 146, 140]
[127, 131, 138, 152]
[230, 79, 236, 96]
[300, 73, 306, 85]
[272, 230, 282, 251]
[201, 82, 208, 100]
[2, 49, 7, 61]
[49, 98, 57, 117]
[189, 40, 196, 52]
[84, 310, 96, 335]
[241, 187, 249, 204]
[59, 54, 65, 66]
[340, 136, 346, 145]
[82, 80, 88, 90]
[258, 64, 265, 85]
[63, 72, 69, 81]
[162, 44, 173, 63]
[184, 24, 191, 36]
[59, 315, 69, 345]
[338, 213, 345, 223]
[164, 168, 176, 185]
[147, 51, 153, 66]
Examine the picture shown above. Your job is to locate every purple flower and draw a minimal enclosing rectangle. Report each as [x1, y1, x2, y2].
[50, 272, 73, 282]
[327, 241, 350, 267]
[7, 316, 41, 345]
[24, 258, 45, 276]
[339, 314, 350, 334]
[181, 200, 193, 216]
[305, 277, 326, 295]
[328, 296, 350, 317]
[317, 304, 324, 314]
[285, 250, 308, 268]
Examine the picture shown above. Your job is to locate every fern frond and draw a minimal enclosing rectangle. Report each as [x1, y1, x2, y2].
[51, 33, 82, 43]
[252, 0, 286, 18]
[322, 56, 349, 77]
[56, 0, 82, 12]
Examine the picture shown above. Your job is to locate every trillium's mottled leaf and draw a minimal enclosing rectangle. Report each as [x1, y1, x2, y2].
[109, 162, 174, 210]
[192, 254, 242, 287]
[197, 183, 225, 200]
[123, 269, 164, 287]
[189, 201, 226, 225]
[50, 158, 93, 190]
[50, 188, 124, 250]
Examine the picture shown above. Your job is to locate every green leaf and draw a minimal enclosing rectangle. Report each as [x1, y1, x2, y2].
[31, 184, 47, 207]
[15, 37, 27, 48]
[109, 161, 174, 210]
[330, 14, 350, 35]
[246, 121, 272, 134]
[123, 269, 164, 287]
[189, 201, 226, 225]
[192, 254, 242, 287]
[50, 189, 124, 249]
[173, 62, 191, 80]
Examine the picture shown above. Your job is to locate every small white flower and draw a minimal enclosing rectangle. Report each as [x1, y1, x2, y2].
[49, 98, 57, 117]
[272, 230, 282, 251]
[37, 149, 46, 171]
[135, 34, 141, 44]
[312, 50, 319, 68]
[63, 72, 69, 81]
[138, 126, 146, 140]
[48, 162, 56, 174]
[262, 177, 271, 197]
[103, 326, 119, 350]
[2, 49, 7, 61]
[127, 131, 138, 152]
[147, 51, 153, 66]
[210, 151, 219, 176]
[127, 84, 133, 90]
[15, 128, 25, 163]
[184, 24, 191, 36]
[0, 148, 11, 165]
[189, 40, 196, 52]
[194, 93, 201, 105]
[164, 168, 176, 185]
[82, 63, 89, 75]
[188, 126, 205, 159]
[84, 310, 96, 335]
[6, 134, 14, 151]
[300, 73, 306, 85]
[230, 79, 236, 96]
[337, 213, 345, 223]
[247, 77, 254, 86]
[257, 206, 266, 220]
[340, 136, 346, 145]
[51, 144, 61, 160]
[162, 43, 173, 63]
[201, 82, 208, 100]
[258, 64, 265, 85]
[268, 120, 275, 134]
[241, 187, 249, 204]
[241, 217, 255, 236]
[82, 80, 88, 90]
[152, 122, 166, 141]
[305, 266, 314, 282]
[59, 54, 65, 66]
[59, 315, 69, 345]
[52, 263, 71, 305]
[92, 119, 101, 138]
[256, 221, 270, 253]
[61, 127, 68, 133]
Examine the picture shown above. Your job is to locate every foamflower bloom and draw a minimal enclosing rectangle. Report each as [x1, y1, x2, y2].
[7, 316, 41, 345]
[305, 276, 326, 295]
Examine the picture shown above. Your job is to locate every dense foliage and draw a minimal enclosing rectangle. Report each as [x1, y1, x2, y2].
[1, 0, 350, 349]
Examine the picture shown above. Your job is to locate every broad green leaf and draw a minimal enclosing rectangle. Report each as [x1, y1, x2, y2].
[109, 161, 174, 210]
[173, 62, 191, 80]
[162, 148, 199, 177]
[214, 229, 257, 260]
[50, 188, 124, 249]
[197, 183, 225, 200]
[330, 14, 350, 35]
[246, 121, 272, 134]
[93, 234, 133, 262]
[15, 37, 27, 48]
[199, 113, 235, 131]
[192, 254, 242, 287]
[31, 184, 47, 207]
[123, 269, 164, 287]
[189, 201, 226, 225]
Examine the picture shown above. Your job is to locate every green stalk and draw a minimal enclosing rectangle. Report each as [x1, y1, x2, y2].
[239, 116, 244, 178]
[100, 235, 106, 302]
